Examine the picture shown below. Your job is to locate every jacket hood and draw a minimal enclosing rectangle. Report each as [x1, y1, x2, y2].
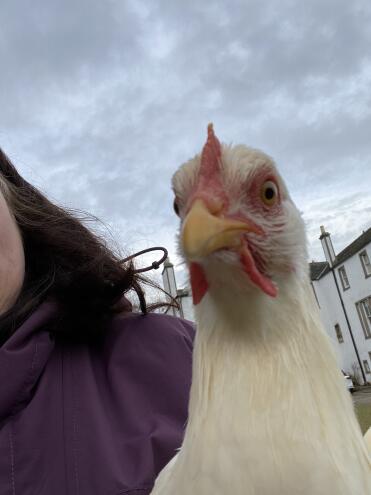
[0, 296, 134, 422]
[0, 301, 58, 422]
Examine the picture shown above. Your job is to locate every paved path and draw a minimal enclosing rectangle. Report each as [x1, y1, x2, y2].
[352, 387, 371, 406]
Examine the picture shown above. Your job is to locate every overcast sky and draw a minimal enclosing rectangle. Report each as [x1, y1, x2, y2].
[1, 0, 370, 288]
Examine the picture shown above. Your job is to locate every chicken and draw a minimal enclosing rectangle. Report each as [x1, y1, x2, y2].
[151, 124, 371, 494]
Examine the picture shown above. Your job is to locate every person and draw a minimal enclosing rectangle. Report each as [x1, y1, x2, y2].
[0, 149, 194, 495]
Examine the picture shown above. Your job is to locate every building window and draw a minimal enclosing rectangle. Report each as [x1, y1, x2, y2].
[363, 360, 371, 374]
[369, 352, 371, 363]
[360, 251, 371, 278]
[356, 296, 371, 339]
[338, 266, 350, 290]
[334, 323, 343, 343]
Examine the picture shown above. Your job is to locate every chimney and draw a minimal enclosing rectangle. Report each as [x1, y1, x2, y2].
[162, 257, 178, 316]
[319, 225, 336, 267]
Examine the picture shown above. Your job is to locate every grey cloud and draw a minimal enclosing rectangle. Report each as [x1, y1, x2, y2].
[0, 0, 370, 267]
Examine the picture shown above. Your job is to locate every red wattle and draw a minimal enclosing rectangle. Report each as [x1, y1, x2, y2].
[190, 262, 209, 305]
[240, 245, 277, 298]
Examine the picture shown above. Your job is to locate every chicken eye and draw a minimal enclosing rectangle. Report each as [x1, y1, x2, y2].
[173, 198, 180, 216]
[260, 180, 278, 206]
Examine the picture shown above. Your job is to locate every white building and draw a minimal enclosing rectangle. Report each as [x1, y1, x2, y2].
[310, 226, 371, 385]
[162, 226, 371, 384]
[162, 258, 194, 321]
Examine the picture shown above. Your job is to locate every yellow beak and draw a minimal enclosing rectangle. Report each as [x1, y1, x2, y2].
[182, 199, 258, 259]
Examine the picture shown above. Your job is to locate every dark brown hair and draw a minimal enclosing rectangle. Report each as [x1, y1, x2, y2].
[0, 149, 167, 344]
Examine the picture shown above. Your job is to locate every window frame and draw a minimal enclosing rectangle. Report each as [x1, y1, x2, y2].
[363, 360, 370, 374]
[359, 250, 371, 278]
[338, 265, 350, 291]
[356, 296, 371, 339]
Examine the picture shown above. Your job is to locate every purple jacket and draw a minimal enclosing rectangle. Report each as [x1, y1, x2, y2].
[0, 301, 194, 495]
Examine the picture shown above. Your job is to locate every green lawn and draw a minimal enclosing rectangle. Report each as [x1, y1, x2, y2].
[354, 403, 371, 435]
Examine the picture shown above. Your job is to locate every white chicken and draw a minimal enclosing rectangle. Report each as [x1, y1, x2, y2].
[151, 124, 371, 494]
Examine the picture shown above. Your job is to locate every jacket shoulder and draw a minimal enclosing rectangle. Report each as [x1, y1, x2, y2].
[102, 312, 194, 410]
[100, 313, 194, 484]
[109, 312, 194, 356]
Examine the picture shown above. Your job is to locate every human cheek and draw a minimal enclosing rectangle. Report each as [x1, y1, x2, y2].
[0, 195, 25, 309]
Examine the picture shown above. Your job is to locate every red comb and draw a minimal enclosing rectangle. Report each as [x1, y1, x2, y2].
[199, 123, 222, 181]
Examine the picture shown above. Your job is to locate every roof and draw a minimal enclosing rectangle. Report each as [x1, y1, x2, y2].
[309, 226, 371, 281]
[309, 261, 329, 280]
[334, 227, 371, 267]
